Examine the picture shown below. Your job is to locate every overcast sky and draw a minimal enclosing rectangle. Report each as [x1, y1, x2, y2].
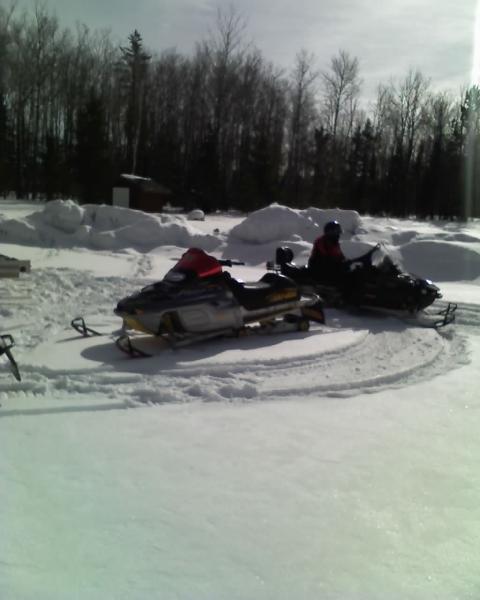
[21, 0, 478, 102]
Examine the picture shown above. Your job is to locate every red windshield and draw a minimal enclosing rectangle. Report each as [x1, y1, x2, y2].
[173, 248, 222, 278]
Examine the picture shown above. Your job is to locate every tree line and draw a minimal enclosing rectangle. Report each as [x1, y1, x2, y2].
[1, 3, 479, 218]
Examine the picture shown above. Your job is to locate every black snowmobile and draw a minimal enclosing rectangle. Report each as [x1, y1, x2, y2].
[72, 248, 324, 356]
[269, 244, 456, 328]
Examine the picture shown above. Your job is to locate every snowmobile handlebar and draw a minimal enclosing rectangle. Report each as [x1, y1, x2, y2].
[172, 256, 245, 267]
[362, 242, 381, 255]
[218, 259, 245, 267]
[362, 243, 381, 258]
[345, 243, 381, 267]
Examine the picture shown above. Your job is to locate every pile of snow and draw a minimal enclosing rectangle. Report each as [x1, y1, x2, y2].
[229, 203, 361, 244]
[188, 209, 205, 221]
[229, 204, 319, 244]
[400, 240, 480, 281]
[1, 200, 479, 284]
[42, 199, 84, 233]
[303, 206, 362, 235]
[0, 200, 220, 252]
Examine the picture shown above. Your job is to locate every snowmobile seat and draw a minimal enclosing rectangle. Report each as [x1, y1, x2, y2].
[273, 247, 316, 285]
[226, 272, 299, 310]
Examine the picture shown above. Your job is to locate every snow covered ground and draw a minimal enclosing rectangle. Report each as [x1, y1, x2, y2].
[1, 199, 480, 600]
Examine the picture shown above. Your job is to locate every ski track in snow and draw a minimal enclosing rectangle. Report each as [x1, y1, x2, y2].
[1, 265, 477, 405]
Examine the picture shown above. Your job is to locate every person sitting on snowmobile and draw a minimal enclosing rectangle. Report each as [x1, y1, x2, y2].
[308, 220, 347, 283]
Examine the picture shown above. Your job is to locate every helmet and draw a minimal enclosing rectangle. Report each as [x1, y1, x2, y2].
[323, 220, 342, 238]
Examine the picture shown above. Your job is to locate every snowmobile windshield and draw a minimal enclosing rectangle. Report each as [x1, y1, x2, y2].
[166, 248, 223, 282]
[375, 254, 400, 273]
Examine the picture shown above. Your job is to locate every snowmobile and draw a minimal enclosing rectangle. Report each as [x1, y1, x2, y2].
[0, 333, 21, 381]
[72, 248, 324, 357]
[269, 244, 456, 328]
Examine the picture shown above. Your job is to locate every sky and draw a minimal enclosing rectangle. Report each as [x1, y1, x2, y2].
[15, 0, 479, 103]
[1, 199, 480, 599]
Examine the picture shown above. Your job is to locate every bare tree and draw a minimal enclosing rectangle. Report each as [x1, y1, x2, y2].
[321, 49, 361, 141]
[390, 69, 430, 165]
[207, 5, 247, 133]
[203, 5, 249, 205]
[286, 49, 318, 199]
[28, 3, 60, 196]
[426, 91, 452, 139]
[181, 43, 210, 177]
[0, 1, 17, 91]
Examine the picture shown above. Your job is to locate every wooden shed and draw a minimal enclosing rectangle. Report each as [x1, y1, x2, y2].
[112, 174, 172, 213]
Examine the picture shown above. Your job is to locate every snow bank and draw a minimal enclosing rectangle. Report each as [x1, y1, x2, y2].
[188, 209, 205, 221]
[229, 203, 361, 244]
[2, 199, 479, 284]
[0, 200, 220, 252]
[42, 199, 84, 233]
[400, 240, 480, 281]
[229, 204, 319, 244]
[303, 206, 362, 235]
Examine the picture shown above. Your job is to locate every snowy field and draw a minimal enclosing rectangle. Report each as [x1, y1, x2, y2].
[1, 199, 480, 600]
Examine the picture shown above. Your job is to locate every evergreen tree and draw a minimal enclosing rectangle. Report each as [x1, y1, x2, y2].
[462, 86, 480, 218]
[119, 30, 151, 173]
[75, 90, 111, 204]
[0, 91, 12, 196]
[311, 126, 330, 206]
[441, 113, 464, 219]
[190, 124, 219, 212]
[346, 120, 378, 213]
[41, 132, 61, 200]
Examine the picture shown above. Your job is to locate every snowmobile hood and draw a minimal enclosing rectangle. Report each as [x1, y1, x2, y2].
[115, 249, 234, 317]
[166, 248, 222, 282]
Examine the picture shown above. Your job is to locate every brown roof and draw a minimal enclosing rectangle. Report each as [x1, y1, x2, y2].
[117, 174, 172, 194]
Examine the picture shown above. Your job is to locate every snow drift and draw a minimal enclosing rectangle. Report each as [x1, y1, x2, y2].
[229, 203, 362, 244]
[1, 200, 480, 285]
[0, 200, 220, 252]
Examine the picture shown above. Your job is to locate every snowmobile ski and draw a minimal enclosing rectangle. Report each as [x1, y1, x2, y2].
[357, 301, 457, 329]
[414, 302, 457, 329]
[0, 334, 21, 382]
[115, 334, 155, 358]
[115, 314, 311, 358]
[70, 317, 103, 337]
